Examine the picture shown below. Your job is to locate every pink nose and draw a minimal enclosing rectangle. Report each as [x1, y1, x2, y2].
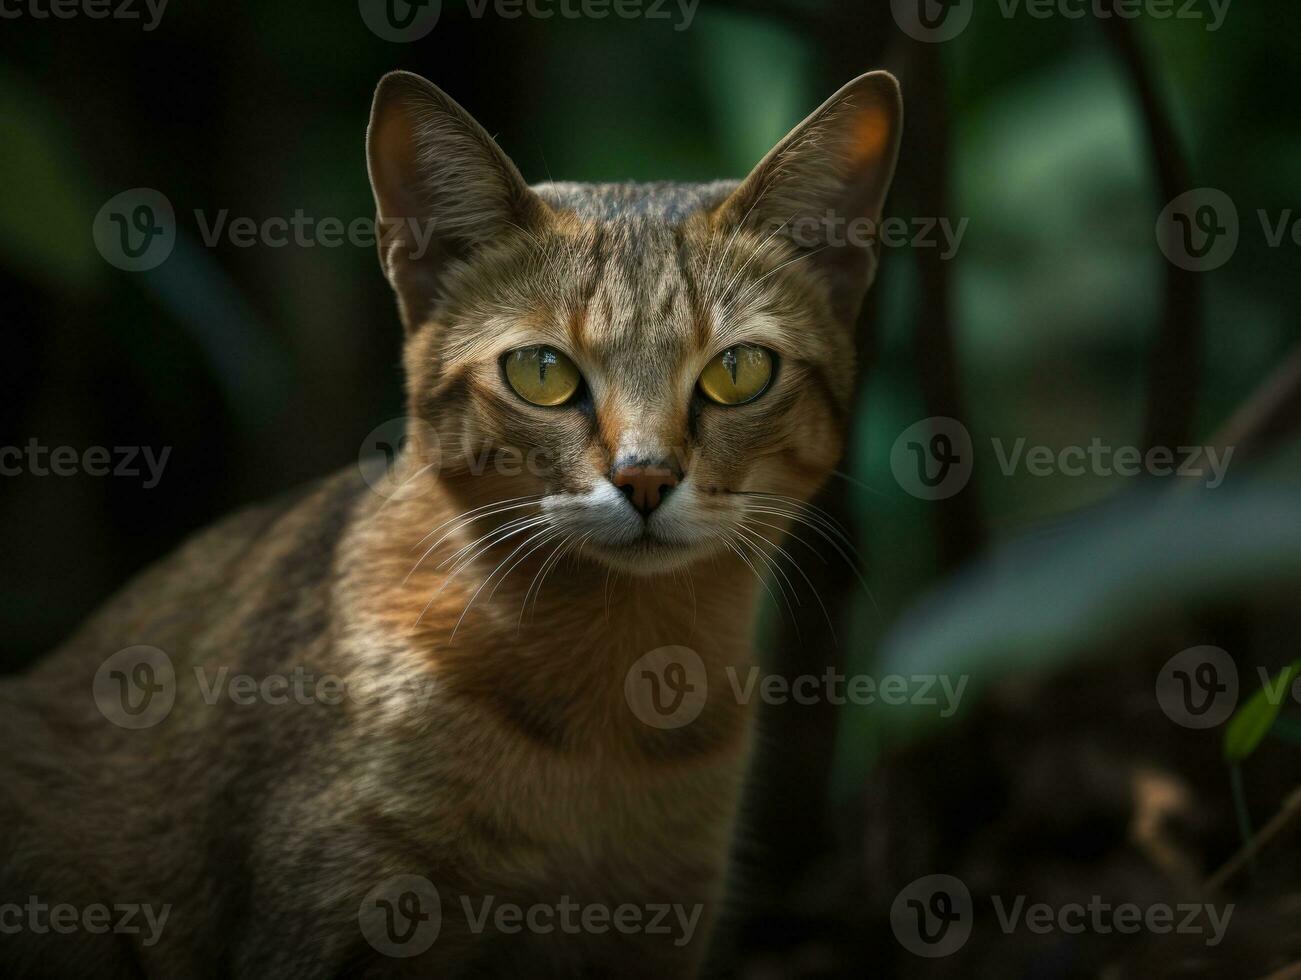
[611, 465, 679, 516]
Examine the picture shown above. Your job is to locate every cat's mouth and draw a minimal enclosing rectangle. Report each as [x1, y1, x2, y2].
[580, 526, 719, 574]
[539, 481, 729, 574]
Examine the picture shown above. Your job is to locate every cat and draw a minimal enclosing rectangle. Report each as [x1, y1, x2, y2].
[0, 69, 901, 977]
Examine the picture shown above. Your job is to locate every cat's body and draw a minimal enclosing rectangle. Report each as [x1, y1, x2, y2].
[0, 75, 900, 977]
[2, 464, 753, 977]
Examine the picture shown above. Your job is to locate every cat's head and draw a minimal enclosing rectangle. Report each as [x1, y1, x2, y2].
[366, 71, 901, 575]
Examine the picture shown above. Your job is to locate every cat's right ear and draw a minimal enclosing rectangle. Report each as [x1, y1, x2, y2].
[367, 71, 548, 332]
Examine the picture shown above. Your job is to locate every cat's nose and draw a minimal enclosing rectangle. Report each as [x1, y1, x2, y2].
[611, 462, 680, 517]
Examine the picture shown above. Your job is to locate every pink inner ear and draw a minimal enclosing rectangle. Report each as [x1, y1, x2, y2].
[371, 105, 422, 214]
[848, 102, 894, 168]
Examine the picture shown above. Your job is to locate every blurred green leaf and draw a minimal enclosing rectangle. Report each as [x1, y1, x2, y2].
[1224, 661, 1301, 763]
[0, 69, 101, 289]
[876, 486, 1301, 707]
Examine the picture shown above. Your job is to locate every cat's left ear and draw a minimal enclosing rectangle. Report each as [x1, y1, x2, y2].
[367, 71, 549, 332]
[716, 71, 903, 325]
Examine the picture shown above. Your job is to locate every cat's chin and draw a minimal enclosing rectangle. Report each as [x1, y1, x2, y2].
[581, 535, 716, 576]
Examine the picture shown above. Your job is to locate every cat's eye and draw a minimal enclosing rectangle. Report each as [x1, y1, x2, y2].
[697, 344, 774, 406]
[503, 345, 583, 407]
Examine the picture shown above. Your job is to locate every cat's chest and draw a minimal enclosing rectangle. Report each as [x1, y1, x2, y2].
[452, 737, 749, 898]
[372, 692, 752, 891]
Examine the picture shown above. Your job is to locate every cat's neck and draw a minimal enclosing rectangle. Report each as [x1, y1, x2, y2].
[339, 477, 762, 754]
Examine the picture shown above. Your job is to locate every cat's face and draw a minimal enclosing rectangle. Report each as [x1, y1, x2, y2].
[368, 72, 901, 575]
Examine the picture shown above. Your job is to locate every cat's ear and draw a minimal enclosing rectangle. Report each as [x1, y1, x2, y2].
[715, 71, 903, 325]
[367, 71, 548, 331]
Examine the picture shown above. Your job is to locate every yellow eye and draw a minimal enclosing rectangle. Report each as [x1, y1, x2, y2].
[697, 344, 774, 406]
[503, 345, 582, 407]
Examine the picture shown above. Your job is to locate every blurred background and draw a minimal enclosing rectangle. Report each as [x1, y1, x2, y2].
[2, 0, 1299, 976]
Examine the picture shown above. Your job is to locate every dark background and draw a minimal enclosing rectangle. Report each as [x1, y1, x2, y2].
[3, 0, 1300, 975]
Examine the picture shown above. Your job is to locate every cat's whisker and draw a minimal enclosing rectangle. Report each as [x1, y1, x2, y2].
[416, 497, 549, 564]
[448, 522, 559, 641]
[736, 493, 863, 557]
[740, 502, 879, 614]
[712, 528, 784, 619]
[702, 190, 768, 307]
[828, 468, 888, 497]
[369, 459, 442, 518]
[492, 525, 569, 612]
[738, 516, 828, 564]
[437, 515, 552, 579]
[408, 511, 533, 584]
[719, 244, 830, 328]
[729, 524, 799, 626]
[737, 519, 838, 641]
[411, 517, 553, 631]
[742, 505, 864, 574]
[406, 507, 545, 584]
[713, 213, 795, 316]
[519, 530, 578, 628]
[685, 567, 698, 632]
[411, 494, 544, 551]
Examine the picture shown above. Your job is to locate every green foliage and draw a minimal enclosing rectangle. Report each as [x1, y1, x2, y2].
[1224, 661, 1301, 763]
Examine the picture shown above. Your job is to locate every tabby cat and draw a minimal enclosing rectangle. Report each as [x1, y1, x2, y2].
[0, 69, 901, 977]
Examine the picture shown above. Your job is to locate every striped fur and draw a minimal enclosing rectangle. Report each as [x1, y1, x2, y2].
[0, 70, 900, 977]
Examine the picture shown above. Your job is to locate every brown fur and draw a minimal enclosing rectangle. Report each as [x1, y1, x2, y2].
[0, 70, 901, 977]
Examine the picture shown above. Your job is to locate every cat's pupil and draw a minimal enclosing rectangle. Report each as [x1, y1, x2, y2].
[539, 348, 556, 383]
[723, 348, 739, 384]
